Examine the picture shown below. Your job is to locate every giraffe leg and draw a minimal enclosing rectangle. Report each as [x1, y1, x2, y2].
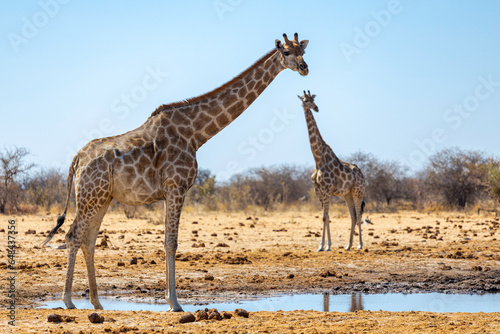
[62, 160, 112, 309]
[80, 198, 112, 310]
[344, 193, 357, 251]
[317, 189, 331, 252]
[355, 197, 364, 250]
[164, 187, 186, 312]
[62, 214, 88, 309]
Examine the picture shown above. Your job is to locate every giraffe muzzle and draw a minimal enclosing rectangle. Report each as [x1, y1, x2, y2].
[299, 62, 309, 76]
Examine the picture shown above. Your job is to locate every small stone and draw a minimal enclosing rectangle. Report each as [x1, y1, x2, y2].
[47, 314, 62, 322]
[204, 274, 215, 281]
[179, 313, 196, 323]
[150, 260, 156, 265]
[195, 309, 208, 321]
[117, 261, 125, 267]
[320, 270, 336, 277]
[287, 274, 294, 279]
[130, 258, 138, 265]
[88, 312, 104, 323]
[234, 308, 249, 318]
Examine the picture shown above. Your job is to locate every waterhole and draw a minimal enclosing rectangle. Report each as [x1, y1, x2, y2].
[41, 293, 499, 313]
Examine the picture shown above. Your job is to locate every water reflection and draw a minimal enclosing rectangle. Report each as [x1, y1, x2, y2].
[323, 293, 364, 312]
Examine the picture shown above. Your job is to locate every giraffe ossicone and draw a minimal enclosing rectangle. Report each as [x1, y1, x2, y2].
[298, 91, 367, 251]
[42, 33, 309, 312]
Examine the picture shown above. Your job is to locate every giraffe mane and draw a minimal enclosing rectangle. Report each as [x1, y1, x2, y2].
[150, 49, 279, 117]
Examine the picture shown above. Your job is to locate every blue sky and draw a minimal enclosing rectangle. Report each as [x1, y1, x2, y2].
[1, 1, 499, 181]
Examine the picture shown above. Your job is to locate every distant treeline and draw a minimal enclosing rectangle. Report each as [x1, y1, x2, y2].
[1, 146, 499, 214]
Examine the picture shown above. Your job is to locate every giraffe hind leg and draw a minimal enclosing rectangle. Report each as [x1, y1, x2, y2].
[344, 193, 357, 251]
[317, 190, 331, 252]
[355, 197, 364, 249]
[80, 197, 112, 310]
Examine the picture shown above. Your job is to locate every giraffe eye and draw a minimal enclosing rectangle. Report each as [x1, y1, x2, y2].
[283, 51, 290, 56]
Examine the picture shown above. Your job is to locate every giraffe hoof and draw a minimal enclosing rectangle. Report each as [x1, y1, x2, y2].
[93, 303, 104, 310]
[317, 247, 324, 252]
[345, 246, 352, 251]
[167, 306, 184, 312]
[357, 245, 363, 250]
[65, 303, 76, 309]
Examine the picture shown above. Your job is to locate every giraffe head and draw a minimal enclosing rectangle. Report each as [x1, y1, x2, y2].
[298, 90, 318, 112]
[275, 33, 309, 76]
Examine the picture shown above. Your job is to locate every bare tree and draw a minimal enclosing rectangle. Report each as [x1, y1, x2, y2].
[0, 147, 35, 213]
[424, 148, 488, 208]
[346, 152, 411, 206]
[485, 158, 500, 204]
[25, 168, 65, 211]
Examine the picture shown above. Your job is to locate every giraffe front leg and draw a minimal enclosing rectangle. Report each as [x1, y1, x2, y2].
[164, 188, 185, 312]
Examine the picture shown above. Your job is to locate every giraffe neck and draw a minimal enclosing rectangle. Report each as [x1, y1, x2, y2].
[152, 49, 285, 151]
[189, 49, 284, 149]
[304, 108, 340, 165]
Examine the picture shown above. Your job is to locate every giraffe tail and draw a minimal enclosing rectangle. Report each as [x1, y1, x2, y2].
[359, 201, 373, 226]
[41, 156, 78, 247]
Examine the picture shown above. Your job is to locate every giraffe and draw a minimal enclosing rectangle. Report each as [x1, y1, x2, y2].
[42, 33, 309, 312]
[298, 91, 366, 251]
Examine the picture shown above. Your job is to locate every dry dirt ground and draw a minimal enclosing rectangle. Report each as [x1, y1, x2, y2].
[1, 209, 499, 333]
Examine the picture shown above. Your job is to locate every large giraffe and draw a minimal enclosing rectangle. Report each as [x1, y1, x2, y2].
[42, 33, 309, 312]
[298, 91, 366, 251]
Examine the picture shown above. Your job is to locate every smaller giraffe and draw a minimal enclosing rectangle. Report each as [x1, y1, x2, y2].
[299, 91, 366, 251]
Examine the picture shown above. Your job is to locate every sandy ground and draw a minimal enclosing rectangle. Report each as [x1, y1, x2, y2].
[1, 208, 499, 333]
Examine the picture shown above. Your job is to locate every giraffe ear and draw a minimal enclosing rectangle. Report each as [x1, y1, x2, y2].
[275, 39, 283, 51]
[300, 40, 309, 50]
[297, 95, 302, 100]
[312, 94, 316, 99]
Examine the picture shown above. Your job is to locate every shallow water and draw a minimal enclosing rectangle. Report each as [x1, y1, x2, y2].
[40, 293, 499, 313]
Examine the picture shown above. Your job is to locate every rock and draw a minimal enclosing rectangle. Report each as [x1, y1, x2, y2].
[208, 310, 222, 320]
[221, 311, 232, 319]
[287, 274, 295, 279]
[320, 270, 336, 277]
[47, 314, 62, 322]
[195, 309, 208, 321]
[204, 274, 215, 281]
[130, 258, 138, 265]
[234, 308, 249, 318]
[179, 313, 196, 323]
[117, 261, 125, 267]
[47, 314, 75, 323]
[150, 260, 156, 264]
[88, 312, 104, 323]
[56, 243, 67, 249]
